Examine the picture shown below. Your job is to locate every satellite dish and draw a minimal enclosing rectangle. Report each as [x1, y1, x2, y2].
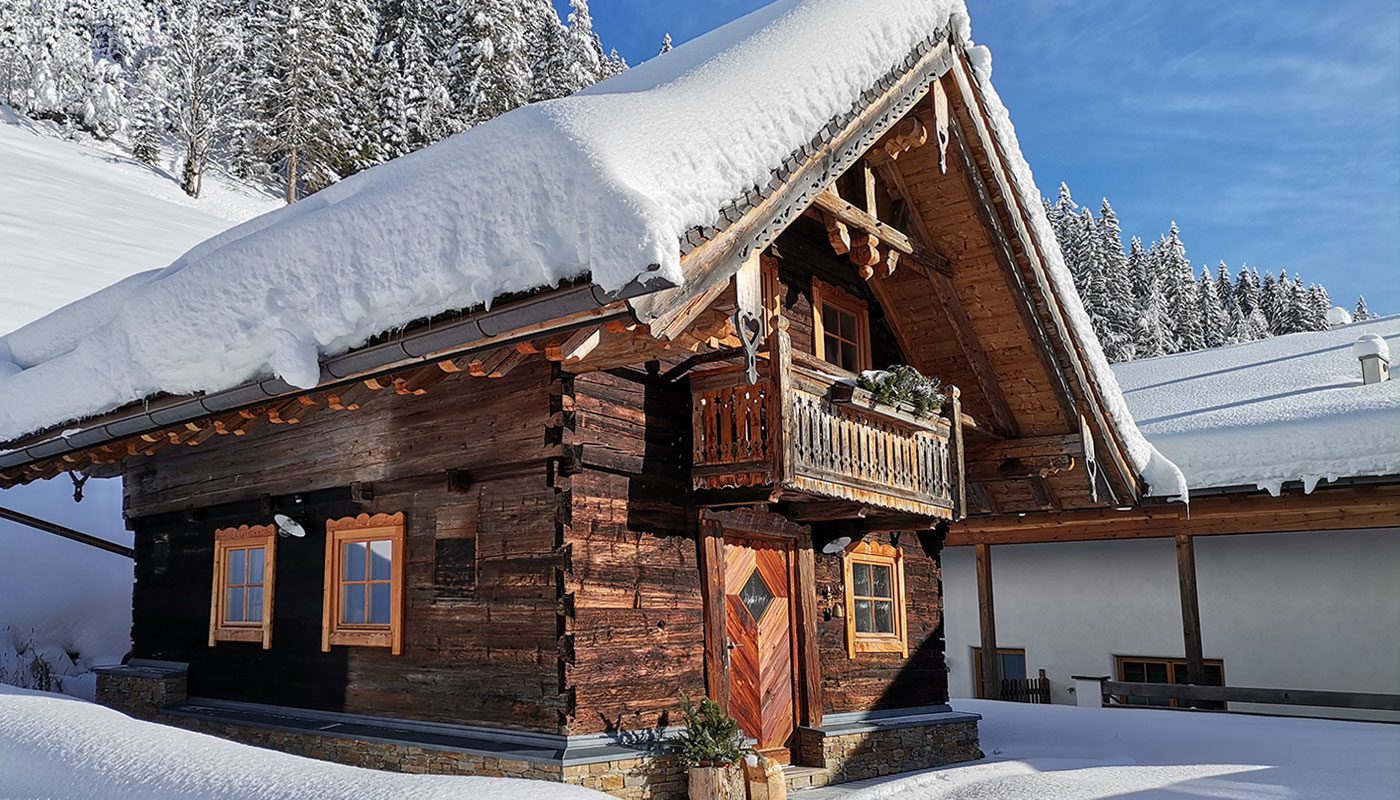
[274, 513, 306, 538]
[821, 536, 852, 555]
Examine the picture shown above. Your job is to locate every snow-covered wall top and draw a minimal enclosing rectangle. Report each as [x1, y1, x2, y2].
[0, 0, 1182, 501]
[1113, 316, 1400, 495]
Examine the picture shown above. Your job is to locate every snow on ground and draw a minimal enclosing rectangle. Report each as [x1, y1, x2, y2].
[0, 0, 1180, 503]
[0, 683, 609, 799]
[1113, 315, 1400, 494]
[0, 106, 279, 335]
[816, 699, 1400, 799]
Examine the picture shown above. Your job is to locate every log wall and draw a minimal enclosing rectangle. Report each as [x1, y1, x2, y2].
[812, 531, 949, 713]
[123, 362, 569, 732]
[561, 368, 706, 735]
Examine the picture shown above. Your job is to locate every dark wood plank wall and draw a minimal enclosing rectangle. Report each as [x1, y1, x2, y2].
[562, 368, 707, 735]
[123, 362, 569, 732]
[811, 531, 949, 713]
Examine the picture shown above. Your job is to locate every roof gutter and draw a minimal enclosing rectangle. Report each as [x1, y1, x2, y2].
[0, 275, 672, 476]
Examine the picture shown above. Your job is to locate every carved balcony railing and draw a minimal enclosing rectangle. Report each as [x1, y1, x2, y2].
[691, 340, 961, 520]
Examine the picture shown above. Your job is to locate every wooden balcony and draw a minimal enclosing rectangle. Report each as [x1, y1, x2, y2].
[691, 344, 961, 520]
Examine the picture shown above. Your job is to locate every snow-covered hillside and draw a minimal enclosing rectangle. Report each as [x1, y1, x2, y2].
[0, 108, 277, 696]
[0, 106, 279, 334]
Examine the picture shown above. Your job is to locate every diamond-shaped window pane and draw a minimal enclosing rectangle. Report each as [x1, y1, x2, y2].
[740, 568, 775, 623]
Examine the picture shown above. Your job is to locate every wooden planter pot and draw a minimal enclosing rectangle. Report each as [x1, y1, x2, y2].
[687, 762, 744, 800]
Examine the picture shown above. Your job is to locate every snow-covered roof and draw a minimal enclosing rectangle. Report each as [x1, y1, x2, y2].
[0, 0, 1183, 502]
[1113, 316, 1400, 495]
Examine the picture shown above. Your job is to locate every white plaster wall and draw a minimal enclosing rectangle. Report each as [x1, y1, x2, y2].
[941, 528, 1400, 722]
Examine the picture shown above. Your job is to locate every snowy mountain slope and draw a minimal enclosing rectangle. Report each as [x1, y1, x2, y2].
[0, 106, 279, 335]
[0, 108, 277, 697]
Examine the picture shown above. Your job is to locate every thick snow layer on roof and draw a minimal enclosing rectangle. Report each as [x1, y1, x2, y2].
[1113, 316, 1400, 495]
[0, 0, 971, 442]
[0, 683, 609, 799]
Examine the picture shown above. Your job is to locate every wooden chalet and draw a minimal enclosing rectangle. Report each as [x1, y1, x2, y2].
[0, 17, 1167, 797]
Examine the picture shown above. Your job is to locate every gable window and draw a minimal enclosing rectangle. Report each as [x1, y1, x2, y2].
[209, 525, 277, 649]
[322, 512, 405, 654]
[812, 278, 871, 373]
[842, 539, 907, 657]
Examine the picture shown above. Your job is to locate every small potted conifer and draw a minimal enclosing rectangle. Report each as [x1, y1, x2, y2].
[671, 692, 749, 800]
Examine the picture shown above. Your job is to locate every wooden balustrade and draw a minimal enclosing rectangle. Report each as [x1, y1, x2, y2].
[691, 351, 958, 519]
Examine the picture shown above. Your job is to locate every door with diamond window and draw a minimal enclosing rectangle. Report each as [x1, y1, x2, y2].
[723, 534, 795, 760]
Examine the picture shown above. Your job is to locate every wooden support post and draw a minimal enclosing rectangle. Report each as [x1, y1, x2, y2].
[1176, 533, 1205, 705]
[975, 542, 999, 700]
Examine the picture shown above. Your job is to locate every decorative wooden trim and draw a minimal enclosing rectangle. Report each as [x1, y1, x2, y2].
[209, 524, 277, 650]
[810, 278, 871, 373]
[321, 512, 406, 655]
[842, 538, 908, 658]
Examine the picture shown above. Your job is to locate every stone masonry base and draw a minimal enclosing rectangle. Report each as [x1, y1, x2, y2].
[94, 665, 980, 799]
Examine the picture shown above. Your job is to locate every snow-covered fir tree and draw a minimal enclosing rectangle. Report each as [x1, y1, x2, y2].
[1355, 296, 1371, 321]
[447, 0, 532, 130]
[1046, 184, 1343, 361]
[659, 32, 673, 54]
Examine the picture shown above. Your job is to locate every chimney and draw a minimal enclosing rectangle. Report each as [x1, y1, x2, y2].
[1353, 334, 1391, 385]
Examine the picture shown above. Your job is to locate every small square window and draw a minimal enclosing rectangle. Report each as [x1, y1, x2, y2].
[209, 525, 277, 649]
[812, 279, 870, 373]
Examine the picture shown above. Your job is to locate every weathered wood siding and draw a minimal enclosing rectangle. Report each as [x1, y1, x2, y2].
[123, 362, 569, 732]
[561, 368, 706, 734]
[813, 531, 949, 713]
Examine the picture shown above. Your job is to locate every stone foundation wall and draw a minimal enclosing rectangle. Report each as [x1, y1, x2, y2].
[94, 662, 188, 719]
[797, 720, 983, 785]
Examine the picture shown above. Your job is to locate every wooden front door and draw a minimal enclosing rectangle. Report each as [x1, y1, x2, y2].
[723, 534, 795, 761]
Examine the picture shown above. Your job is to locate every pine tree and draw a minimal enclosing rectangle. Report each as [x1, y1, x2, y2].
[1261, 272, 1279, 332]
[447, 0, 531, 130]
[1306, 284, 1331, 331]
[1216, 262, 1234, 318]
[1127, 235, 1151, 309]
[377, 0, 453, 155]
[128, 45, 165, 165]
[1097, 199, 1136, 361]
[1134, 279, 1171, 359]
[600, 47, 628, 78]
[523, 0, 570, 101]
[659, 32, 673, 54]
[1158, 222, 1202, 352]
[1197, 266, 1227, 348]
[561, 0, 604, 93]
[324, 0, 382, 177]
[1355, 296, 1371, 321]
[257, 0, 343, 202]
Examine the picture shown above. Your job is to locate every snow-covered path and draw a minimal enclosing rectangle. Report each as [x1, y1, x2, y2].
[802, 699, 1399, 799]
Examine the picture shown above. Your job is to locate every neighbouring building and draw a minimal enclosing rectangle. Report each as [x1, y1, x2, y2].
[943, 315, 1400, 723]
[0, 1, 1191, 796]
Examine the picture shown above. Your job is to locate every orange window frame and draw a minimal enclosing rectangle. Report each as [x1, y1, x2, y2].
[209, 525, 277, 649]
[811, 278, 871, 373]
[322, 512, 406, 655]
[842, 539, 908, 657]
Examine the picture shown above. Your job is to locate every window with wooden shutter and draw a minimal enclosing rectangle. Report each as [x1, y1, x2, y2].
[209, 525, 277, 649]
[322, 512, 406, 654]
[842, 539, 907, 657]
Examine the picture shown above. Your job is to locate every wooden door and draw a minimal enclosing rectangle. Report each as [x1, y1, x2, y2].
[723, 535, 795, 761]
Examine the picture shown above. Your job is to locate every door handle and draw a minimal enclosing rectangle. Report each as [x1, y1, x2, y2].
[723, 640, 742, 669]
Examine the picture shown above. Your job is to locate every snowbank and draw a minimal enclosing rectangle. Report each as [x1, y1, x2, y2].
[844, 698, 1400, 799]
[0, 683, 609, 799]
[1114, 316, 1400, 494]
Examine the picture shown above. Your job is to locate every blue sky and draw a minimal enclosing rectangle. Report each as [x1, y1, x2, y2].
[562, 0, 1400, 313]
